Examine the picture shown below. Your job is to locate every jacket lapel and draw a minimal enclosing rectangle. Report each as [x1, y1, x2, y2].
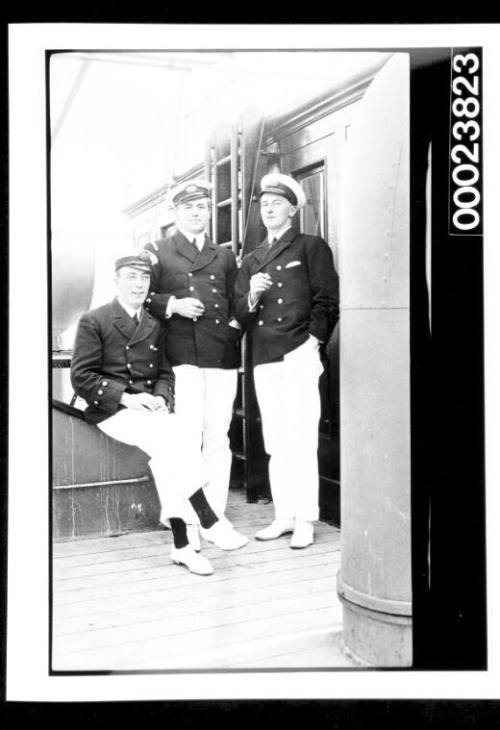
[255, 228, 297, 271]
[252, 240, 270, 268]
[173, 229, 199, 264]
[111, 299, 154, 344]
[191, 237, 218, 272]
[129, 309, 155, 345]
[111, 299, 137, 340]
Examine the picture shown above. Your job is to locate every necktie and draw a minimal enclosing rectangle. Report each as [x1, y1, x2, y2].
[269, 237, 277, 248]
[133, 313, 140, 327]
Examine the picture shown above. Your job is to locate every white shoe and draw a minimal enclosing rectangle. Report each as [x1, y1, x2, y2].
[170, 545, 214, 575]
[187, 524, 201, 552]
[290, 521, 314, 549]
[199, 521, 249, 550]
[254, 519, 295, 541]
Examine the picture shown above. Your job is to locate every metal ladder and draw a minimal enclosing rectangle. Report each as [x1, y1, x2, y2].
[206, 109, 271, 502]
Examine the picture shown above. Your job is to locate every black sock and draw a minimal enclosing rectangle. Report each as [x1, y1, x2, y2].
[188, 489, 219, 529]
[169, 517, 189, 549]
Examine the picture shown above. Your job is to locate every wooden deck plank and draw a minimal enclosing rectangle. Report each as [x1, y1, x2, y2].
[52, 543, 339, 586]
[52, 556, 341, 613]
[52, 546, 340, 596]
[53, 522, 339, 567]
[54, 589, 338, 654]
[53, 561, 339, 621]
[229, 632, 355, 669]
[54, 573, 337, 635]
[53, 606, 343, 671]
[52, 528, 170, 557]
[53, 526, 338, 573]
[127, 627, 346, 670]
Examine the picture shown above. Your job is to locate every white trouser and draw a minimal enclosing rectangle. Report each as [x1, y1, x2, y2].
[254, 336, 324, 523]
[172, 365, 238, 522]
[98, 409, 208, 525]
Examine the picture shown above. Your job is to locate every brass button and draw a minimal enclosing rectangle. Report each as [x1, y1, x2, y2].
[146, 298, 151, 304]
[151, 291, 156, 296]
[277, 298, 283, 304]
[93, 400, 99, 405]
[149, 363, 154, 368]
[126, 363, 131, 369]
[149, 344, 155, 350]
[128, 379, 133, 385]
[258, 320, 264, 326]
[214, 303, 219, 309]
[189, 286, 194, 292]
[215, 319, 220, 324]
[210, 274, 215, 280]
[259, 304, 264, 310]
[147, 380, 152, 385]
[276, 265, 282, 271]
[277, 317, 283, 323]
[212, 288, 217, 293]
[126, 345, 130, 350]
[102, 381, 108, 386]
[277, 282, 283, 288]
[97, 389, 103, 396]
[188, 272, 193, 277]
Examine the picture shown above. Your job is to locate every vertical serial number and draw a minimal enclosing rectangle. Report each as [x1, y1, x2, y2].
[450, 49, 482, 234]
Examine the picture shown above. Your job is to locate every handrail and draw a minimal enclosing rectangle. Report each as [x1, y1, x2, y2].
[52, 398, 86, 420]
[242, 117, 266, 257]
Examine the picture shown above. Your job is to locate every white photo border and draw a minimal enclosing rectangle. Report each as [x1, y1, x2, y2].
[7, 22, 500, 701]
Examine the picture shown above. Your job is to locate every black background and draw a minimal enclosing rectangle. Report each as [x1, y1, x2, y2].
[410, 48, 486, 670]
[1, 8, 498, 726]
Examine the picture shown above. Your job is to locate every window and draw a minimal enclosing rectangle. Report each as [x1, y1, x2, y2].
[293, 164, 326, 239]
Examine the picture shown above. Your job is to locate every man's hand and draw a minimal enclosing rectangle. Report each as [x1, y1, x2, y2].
[249, 272, 273, 307]
[120, 392, 167, 411]
[170, 297, 205, 320]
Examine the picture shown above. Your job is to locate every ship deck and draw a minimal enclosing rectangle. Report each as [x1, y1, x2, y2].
[52, 489, 354, 671]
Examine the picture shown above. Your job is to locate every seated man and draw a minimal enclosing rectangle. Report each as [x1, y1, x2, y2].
[70, 251, 248, 576]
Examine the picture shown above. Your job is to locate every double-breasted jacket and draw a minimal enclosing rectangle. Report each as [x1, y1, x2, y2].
[70, 298, 175, 424]
[234, 228, 339, 366]
[143, 229, 241, 369]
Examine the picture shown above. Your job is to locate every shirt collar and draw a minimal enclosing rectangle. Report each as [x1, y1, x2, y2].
[117, 298, 143, 320]
[266, 223, 293, 244]
[178, 226, 206, 250]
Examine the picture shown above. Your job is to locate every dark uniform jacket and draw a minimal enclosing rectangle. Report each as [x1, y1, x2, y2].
[143, 228, 241, 369]
[70, 298, 175, 424]
[234, 228, 339, 366]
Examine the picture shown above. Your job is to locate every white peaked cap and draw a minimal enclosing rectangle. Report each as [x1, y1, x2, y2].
[259, 173, 306, 210]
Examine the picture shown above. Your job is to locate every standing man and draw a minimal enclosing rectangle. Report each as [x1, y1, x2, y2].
[234, 173, 339, 549]
[71, 251, 246, 576]
[143, 179, 248, 550]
